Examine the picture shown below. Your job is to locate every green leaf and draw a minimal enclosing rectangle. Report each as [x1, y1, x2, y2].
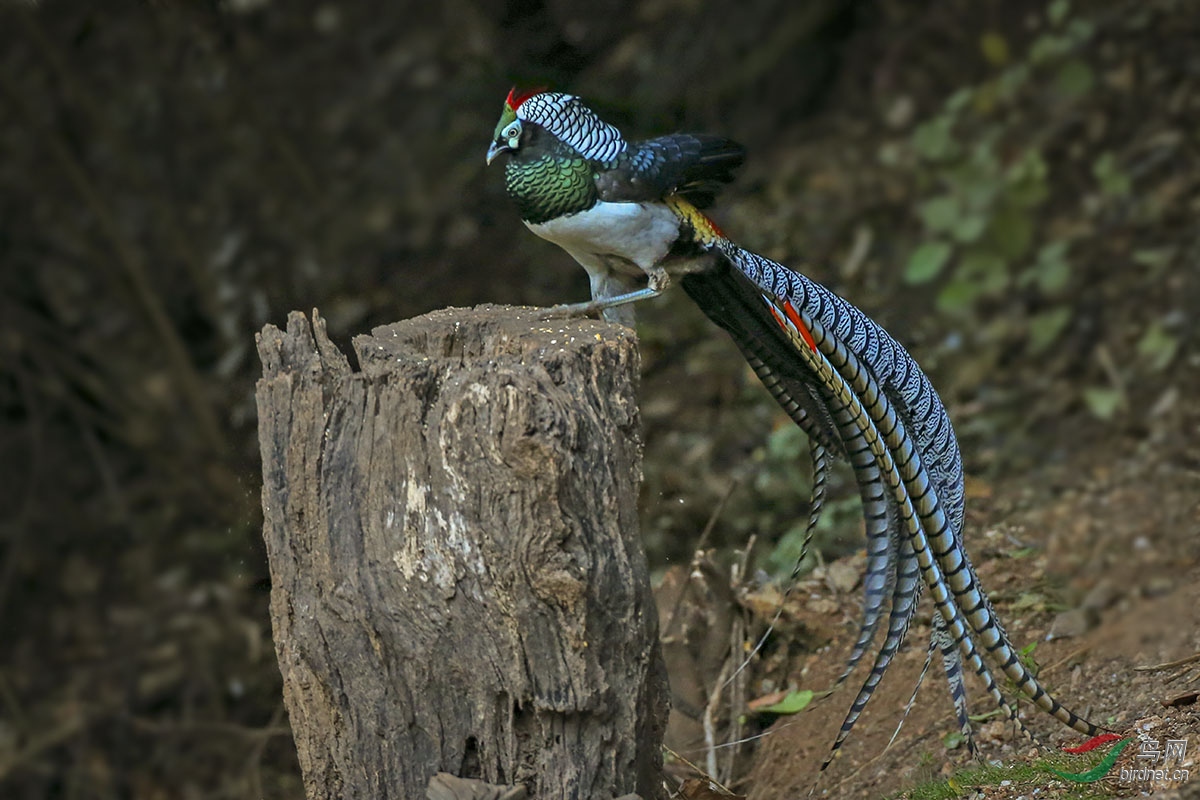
[906, 241, 953, 284]
[918, 195, 962, 234]
[1136, 322, 1179, 371]
[967, 135, 1002, 173]
[943, 731, 966, 750]
[765, 521, 814, 576]
[980, 32, 1010, 66]
[1048, 0, 1071, 25]
[1038, 259, 1070, 293]
[1066, 17, 1096, 44]
[1008, 179, 1049, 211]
[1028, 307, 1072, 353]
[1082, 387, 1124, 420]
[1131, 247, 1176, 270]
[987, 206, 1034, 261]
[1006, 149, 1048, 193]
[1018, 640, 1040, 676]
[972, 80, 1000, 114]
[756, 690, 814, 715]
[936, 278, 985, 314]
[1037, 240, 1070, 264]
[1093, 152, 1131, 196]
[959, 249, 1009, 295]
[953, 214, 987, 244]
[957, 171, 1002, 213]
[1005, 151, 1050, 211]
[1055, 58, 1094, 100]
[997, 63, 1031, 100]
[1034, 240, 1072, 292]
[1029, 33, 1070, 65]
[912, 117, 958, 161]
[969, 708, 1007, 723]
[944, 88, 975, 115]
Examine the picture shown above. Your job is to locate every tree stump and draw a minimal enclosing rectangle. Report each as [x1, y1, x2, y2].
[255, 307, 668, 800]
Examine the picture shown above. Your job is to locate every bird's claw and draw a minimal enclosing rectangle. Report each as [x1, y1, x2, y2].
[533, 301, 602, 321]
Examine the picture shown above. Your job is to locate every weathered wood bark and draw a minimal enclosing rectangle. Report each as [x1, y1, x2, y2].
[256, 307, 668, 800]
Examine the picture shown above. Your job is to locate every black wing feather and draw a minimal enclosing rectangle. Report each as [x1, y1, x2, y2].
[595, 134, 745, 209]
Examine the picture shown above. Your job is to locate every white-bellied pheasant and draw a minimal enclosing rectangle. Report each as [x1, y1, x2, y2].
[485, 88, 1103, 767]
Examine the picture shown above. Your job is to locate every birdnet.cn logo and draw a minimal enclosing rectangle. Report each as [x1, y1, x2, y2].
[1052, 733, 1191, 785]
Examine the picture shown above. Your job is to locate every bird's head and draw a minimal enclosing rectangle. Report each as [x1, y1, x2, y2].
[485, 87, 537, 165]
[486, 88, 627, 166]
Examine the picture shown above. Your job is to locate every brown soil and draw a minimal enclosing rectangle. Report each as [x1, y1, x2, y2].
[660, 427, 1200, 800]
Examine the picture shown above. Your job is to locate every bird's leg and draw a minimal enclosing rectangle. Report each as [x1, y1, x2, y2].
[536, 267, 671, 321]
[534, 287, 660, 320]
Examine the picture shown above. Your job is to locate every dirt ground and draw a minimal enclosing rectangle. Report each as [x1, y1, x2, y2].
[659, 418, 1200, 800]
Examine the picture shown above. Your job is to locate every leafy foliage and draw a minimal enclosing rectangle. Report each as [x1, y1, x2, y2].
[752, 689, 814, 716]
[755, 423, 863, 579]
[900, 5, 1096, 330]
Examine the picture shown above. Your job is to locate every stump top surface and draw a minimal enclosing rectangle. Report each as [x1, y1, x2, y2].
[257, 306, 637, 384]
[355, 305, 636, 375]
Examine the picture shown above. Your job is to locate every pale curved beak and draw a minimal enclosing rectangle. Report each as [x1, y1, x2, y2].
[485, 140, 508, 165]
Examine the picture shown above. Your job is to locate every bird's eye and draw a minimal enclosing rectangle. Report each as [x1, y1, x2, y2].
[505, 125, 519, 139]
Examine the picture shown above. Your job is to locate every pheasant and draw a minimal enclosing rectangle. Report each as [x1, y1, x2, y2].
[485, 89, 745, 326]
[486, 88, 1102, 767]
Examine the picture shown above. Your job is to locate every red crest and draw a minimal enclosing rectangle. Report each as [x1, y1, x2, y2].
[505, 86, 544, 111]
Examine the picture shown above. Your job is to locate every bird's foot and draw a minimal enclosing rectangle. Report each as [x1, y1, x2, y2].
[533, 285, 663, 323]
[534, 300, 606, 321]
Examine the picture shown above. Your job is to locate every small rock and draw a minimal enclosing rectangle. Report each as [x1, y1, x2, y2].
[1145, 576, 1175, 596]
[1081, 579, 1120, 612]
[806, 596, 840, 616]
[825, 561, 860, 594]
[979, 719, 1014, 745]
[1048, 607, 1097, 639]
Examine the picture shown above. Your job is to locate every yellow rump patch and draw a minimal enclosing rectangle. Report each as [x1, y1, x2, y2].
[665, 196, 725, 245]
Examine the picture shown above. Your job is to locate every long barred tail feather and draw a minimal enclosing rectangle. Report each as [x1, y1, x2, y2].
[672, 193, 1100, 767]
[889, 599, 934, 750]
[933, 613, 978, 758]
[742, 253, 1100, 738]
[683, 265, 1001, 762]
[769, 293, 1037, 766]
[822, 535, 923, 771]
[753, 290, 1001, 769]
[680, 236, 1102, 759]
[683, 272, 899, 692]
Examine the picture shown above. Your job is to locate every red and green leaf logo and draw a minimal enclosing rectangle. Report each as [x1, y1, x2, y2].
[1051, 734, 1132, 783]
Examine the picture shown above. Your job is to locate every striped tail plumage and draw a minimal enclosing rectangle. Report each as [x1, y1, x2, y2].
[671, 200, 1101, 767]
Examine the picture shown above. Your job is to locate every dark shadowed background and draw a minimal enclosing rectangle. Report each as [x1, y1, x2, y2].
[1, 0, 1197, 797]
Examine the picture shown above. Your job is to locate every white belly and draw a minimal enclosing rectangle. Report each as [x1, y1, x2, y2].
[525, 200, 680, 278]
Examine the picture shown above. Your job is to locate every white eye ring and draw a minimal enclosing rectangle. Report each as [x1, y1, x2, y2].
[505, 125, 520, 140]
